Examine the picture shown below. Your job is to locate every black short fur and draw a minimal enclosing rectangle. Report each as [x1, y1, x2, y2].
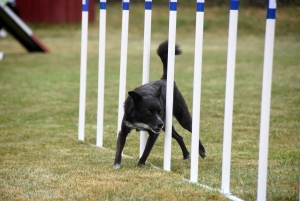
[113, 40, 206, 169]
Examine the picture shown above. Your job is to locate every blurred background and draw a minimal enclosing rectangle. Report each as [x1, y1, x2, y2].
[10, 0, 300, 25]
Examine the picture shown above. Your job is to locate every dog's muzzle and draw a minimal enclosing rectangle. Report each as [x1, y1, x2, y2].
[124, 121, 164, 134]
[152, 123, 164, 134]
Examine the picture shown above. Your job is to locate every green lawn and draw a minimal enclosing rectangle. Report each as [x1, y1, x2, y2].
[0, 3, 299, 200]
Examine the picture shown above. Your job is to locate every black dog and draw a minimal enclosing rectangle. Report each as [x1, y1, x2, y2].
[113, 41, 206, 169]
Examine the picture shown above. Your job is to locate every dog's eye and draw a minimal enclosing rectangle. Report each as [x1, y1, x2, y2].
[146, 111, 152, 115]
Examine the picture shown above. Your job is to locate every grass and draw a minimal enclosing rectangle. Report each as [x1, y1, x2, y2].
[0, 3, 299, 200]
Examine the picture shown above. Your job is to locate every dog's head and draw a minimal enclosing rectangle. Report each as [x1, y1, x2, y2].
[126, 87, 164, 134]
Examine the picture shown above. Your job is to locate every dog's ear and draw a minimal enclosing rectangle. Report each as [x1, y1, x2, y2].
[128, 91, 143, 106]
[154, 86, 162, 97]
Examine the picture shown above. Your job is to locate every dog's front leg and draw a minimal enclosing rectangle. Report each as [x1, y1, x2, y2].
[113, 125, 130, 169]
[137, 133, 159, 166]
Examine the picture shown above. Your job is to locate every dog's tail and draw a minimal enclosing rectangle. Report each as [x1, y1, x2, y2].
[157, 40, 182, 79]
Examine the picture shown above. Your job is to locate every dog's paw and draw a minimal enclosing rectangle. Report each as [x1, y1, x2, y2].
[199, 150, 206, 159]
[113, 164, 121, 169]
[137, 161, 146, 167]
[183, 153, 190, 160]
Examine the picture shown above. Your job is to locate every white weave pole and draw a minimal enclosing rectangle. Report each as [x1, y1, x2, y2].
[221, 0, 239, 194]
[78, 0, 89, 141]
[257, 1, 276, 200]
[140, 0, 153, 157]
[117, 0, 130, 135]
[96, 0, 107, 147]
[190, 0, 205, 183]
[163, 0, 177, 171]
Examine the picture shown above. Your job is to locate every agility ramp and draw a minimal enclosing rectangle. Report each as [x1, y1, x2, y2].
[0, 3, 49, 52]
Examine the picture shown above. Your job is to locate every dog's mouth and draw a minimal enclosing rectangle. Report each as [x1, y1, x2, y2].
[151, 127, 163, 134]
[124, 121, 163, 134]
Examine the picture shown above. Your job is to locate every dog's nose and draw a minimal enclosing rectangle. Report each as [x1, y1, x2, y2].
[157, 123, 164, 129]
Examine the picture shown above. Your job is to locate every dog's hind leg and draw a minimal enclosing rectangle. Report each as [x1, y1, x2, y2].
[174, 114, 206, 159]
[113, 124, 131, 169]
[137, 133, 159, 166]
[164, 126, 190, 160]
[173, 91, 206, 159]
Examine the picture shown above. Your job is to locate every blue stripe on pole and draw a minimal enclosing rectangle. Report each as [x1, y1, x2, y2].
[122, 2, 130, 10]
[100, 2, 106, 10]
[169, 2, 177, 11]
[82, 0, 89, 11]
[196, 2, 205, 12]
[230, 0, 239, 10]
[145, 1, 152, 10]
[267, 8, 276, 19]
